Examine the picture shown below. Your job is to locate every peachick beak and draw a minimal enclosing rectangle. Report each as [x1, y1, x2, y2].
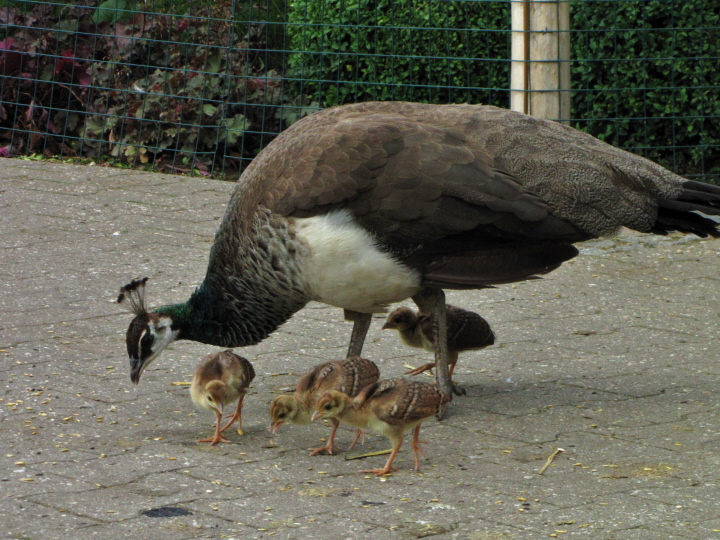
[310, 411, 322, 422]
[269, 422, 281, 434]
[381, 323, 391, 330]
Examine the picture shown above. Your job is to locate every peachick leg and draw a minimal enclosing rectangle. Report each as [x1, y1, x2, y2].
[310, 418, 343, 456]
[198, 410, 231, 445]
[220, 394, 246, 435]
[411, 425, 428, 470]
[360, 440, 401, 477]
[348, 429, 366, 451]
[404, 362, 437, 376]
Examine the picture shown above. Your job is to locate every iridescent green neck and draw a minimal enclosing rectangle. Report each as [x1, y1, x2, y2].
[151, 280, 298, 348]
[155, 302, 195, 329]
[153, 285, 216, 345]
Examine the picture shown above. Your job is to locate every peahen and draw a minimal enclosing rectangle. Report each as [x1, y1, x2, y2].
[118, 101, 720, 398]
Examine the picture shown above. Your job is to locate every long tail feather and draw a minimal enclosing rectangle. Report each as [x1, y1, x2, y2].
[653, 180, 720, 237]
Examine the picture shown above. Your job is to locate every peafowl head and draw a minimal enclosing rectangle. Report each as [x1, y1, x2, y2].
[201, 380, 227, 414]
[381, 306, 417, 332]
[310, 390, 350, 422]
[268, 394, 300, 433]
[118, 278, 180, 384]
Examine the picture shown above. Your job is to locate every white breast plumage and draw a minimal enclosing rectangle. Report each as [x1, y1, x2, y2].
[294, 210, 421, 313]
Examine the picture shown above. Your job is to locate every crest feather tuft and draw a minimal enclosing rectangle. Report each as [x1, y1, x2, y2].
[118, 277, 150, 315]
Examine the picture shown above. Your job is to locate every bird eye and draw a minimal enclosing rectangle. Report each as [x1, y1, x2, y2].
[324, 404, 332, 410]
[394, 316, 402, 323]
[140, 330, 154, 359]
[278, 413, 286, 419]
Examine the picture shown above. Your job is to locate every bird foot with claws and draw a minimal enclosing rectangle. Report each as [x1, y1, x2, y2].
[309, 443, 343, 456]
[404, 363, 436, 376]
[360, 466, 398, 477]
[452, 383, 466, 396]
[198, 434, 231, 446]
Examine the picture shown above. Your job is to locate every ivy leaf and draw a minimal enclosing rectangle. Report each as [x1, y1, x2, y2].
[222, 114, 248, 144]
[94, 0, 128, 24]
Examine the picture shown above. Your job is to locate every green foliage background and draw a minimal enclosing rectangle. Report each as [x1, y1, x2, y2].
[1, 0, 717, 181]
[286, 0, 511, 108]
[571, 0, 720, 180]
[287, 0, 719, 182]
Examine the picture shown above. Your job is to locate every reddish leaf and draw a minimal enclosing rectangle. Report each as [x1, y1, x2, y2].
[76, 69, 91, 87]
[25, 101, 35, 123]
[54, 49, 91, 87]
[0, 38, 24, 76]
[0, 7, 19, 25]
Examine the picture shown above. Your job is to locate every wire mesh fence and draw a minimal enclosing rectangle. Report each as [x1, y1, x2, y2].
[1, 0, 718, 182]
[572, 0, 720, 184]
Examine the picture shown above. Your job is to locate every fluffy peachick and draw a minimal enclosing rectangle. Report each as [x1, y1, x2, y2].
[119, 102, 720, 400]
[190, 350, 255, 445]
[383, 305, 494, 395]
[269, 356, 380, 455]
[312, 378, 450, 476]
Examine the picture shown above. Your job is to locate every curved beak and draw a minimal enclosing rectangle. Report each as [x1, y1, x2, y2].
[381, 322, 391, 330]
[129, 357, 146, 385]
[310, 411, 322, 422]
[206, 402, 223, 420]
[269, 421, 282, 434]
[129, 349, 160, 385]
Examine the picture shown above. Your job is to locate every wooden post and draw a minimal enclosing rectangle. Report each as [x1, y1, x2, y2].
[511, 0, 571, 124]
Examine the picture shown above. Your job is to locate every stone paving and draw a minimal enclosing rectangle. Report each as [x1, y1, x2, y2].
[1, 159, 720, 539]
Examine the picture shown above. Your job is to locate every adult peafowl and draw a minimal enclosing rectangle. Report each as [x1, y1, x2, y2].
[118, 101, 720, 398]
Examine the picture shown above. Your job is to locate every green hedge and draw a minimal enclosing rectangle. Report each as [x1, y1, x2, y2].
[3, 0, 718, 181]
[286, 0, 719, 183]
[285, 0, 511, 108]
[571, 0, 720, 181]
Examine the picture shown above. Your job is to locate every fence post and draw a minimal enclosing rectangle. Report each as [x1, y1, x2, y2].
[511, 0, 571, 124]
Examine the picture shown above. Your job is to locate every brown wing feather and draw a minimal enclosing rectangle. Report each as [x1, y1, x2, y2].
[334, 357, 381, 396]
[295, 361, 334, 395]
[217, 351, 255, 388]
[409, 242, 579, 289]
[228, 101, 706, 289]
[417, 306, 495, 351]
[237, 105, 585, 249]
[353, 379, 448, 426]
[295, 361, 335, 409]
[296, 357, 380, 410]
[370, 379, 449, 427]
[237, 101, 694, 244]
[195, 350, 255, 392]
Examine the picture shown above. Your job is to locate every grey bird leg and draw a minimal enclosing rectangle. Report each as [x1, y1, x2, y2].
[412, 288, 453, 416]
[344, 309, 372, 358]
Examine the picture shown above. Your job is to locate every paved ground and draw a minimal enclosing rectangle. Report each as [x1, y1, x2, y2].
[1, 159, 720, 539]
